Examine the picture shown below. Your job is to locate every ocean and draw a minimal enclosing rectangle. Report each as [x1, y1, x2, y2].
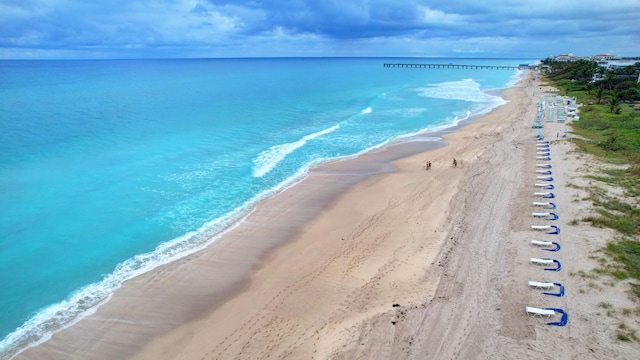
[0, 57, 533, 357]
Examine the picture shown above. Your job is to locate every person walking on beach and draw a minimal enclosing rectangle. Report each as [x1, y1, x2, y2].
[453, 158, 457, 167]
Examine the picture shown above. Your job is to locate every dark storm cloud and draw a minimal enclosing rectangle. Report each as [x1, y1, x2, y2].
[0, 0, 638, 59]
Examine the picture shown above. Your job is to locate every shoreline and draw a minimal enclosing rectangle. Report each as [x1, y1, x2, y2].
[3, 74, 509, 360]
[17, 72, 532, 359]
[17, 68, 640, 359]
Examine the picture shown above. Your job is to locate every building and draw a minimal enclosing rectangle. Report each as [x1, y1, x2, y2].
[549, 52, 625, 63]
[552, 53, 580, 62]
[590, 53, 618, 61]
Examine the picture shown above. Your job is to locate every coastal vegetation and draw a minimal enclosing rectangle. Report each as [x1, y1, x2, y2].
[541, 59, 640, 303]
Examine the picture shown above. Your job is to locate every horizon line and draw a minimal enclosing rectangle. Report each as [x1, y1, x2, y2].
[0, 55, 543, 61]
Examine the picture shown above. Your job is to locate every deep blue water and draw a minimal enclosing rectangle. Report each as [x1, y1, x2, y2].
[0, 57, 533, 357]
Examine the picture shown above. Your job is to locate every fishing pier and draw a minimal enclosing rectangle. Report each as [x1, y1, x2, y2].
[384, 63, 532, 70]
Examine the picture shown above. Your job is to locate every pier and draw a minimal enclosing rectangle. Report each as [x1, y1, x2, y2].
[384, 63, 529, 70]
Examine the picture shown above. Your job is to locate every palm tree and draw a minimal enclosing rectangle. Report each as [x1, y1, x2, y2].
[604, 72, 616, 91]
[624, 65, 636, 81]
[609, 95, 620, 113]
[586, 81, 594, 95]
[596, 86, 605, 104]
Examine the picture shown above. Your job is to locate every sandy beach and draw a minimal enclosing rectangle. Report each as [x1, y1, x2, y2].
[17, 72, 640, 360]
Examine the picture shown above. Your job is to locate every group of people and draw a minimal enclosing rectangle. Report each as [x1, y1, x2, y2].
[424, 158, 459, 170]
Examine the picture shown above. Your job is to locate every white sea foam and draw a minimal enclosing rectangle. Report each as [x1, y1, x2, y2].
[0, 207, 254, 359]
[416, 78, 495, 103]
[395, 136, 444, 143]
[378, 107, 429, 118]
[2, 148, 334, 359]
[506, 68, 527, 88]
[360, 107, 372, 114]
[1, 121, 358, 359]
[252, 125, 339, 178]
[396, 110, 471, 140]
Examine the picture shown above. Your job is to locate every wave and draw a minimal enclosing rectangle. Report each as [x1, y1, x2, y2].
[416, 78, 496, 103]
[360, 107, 372, 114]
[394, 136, 444, 144]
[1, 144, 336, 359]
[252, 125, 339, 178]
[506, 68, 527, 88]
[0, 205, 255, 359]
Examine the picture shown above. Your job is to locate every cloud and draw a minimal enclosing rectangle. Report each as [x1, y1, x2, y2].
[0, 0, 639, 59]
[417, 6, 463, 25]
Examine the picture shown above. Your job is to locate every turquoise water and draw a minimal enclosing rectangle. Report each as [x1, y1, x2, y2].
[0, 57, 532, 356]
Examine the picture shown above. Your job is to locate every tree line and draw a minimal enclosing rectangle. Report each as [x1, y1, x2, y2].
[542, 58, 640, 110]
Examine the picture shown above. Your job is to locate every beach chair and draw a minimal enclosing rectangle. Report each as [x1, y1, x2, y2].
[547, 212, 558, 220]
[530, 257, 553, 266]
[531, 240, 561, 251]
[536, 176, 554, 181]
[546, 308, 568, 326]
[535, 163, 552, 168]
[534, 183, 554, 190]
[529, 282, 565, 297]
[532, 225, 560, 234]
[531, 212, 558, 220]
[526, 306, 555, 318]
[536, 156, 551, 161]
[534, 192, 555, 198]
[535, 170, 552, 175]
[530, 257, 562, 271]
[532, 202, 556, 209]
[528, 281, 555, 289]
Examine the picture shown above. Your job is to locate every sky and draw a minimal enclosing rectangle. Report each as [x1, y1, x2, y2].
[1, 0, 639, 60]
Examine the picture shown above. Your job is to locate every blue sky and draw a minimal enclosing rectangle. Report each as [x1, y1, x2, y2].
[1, 0, 639, 59]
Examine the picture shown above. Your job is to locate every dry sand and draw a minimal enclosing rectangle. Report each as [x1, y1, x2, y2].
[17, 73, 640, 360]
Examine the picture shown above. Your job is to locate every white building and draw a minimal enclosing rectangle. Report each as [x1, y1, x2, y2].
[553, 52, 580, 62]
[590, 53, 618, 61]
